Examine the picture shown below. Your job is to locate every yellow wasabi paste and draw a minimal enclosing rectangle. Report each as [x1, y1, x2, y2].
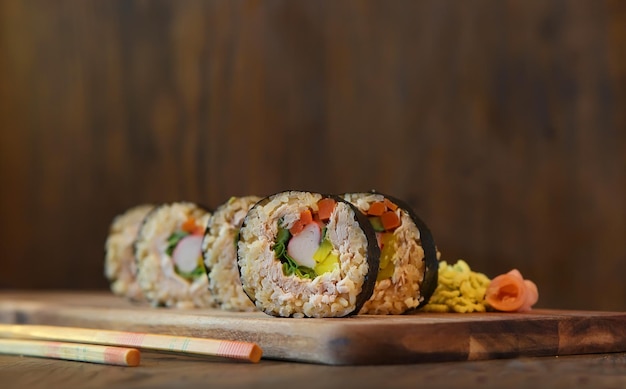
[420, 259, 491, 313]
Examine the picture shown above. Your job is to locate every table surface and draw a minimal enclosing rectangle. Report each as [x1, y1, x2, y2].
[1, 351, 625, 389]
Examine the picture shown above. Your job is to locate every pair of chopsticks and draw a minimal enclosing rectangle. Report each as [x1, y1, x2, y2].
[0, 324, 262, 367]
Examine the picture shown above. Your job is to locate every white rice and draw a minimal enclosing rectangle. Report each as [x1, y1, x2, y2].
[202, 195, 261, 312]
[104, 204, 154, 301]
[135, 202, 213, 309]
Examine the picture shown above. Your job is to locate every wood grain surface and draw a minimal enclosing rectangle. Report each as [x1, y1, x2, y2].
[1, 292, 625, 365]
[1, 352, 624, 389]
[0, 0, 625, 313]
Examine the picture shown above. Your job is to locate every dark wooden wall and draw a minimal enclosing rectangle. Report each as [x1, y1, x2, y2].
[1, 0, 624, 311]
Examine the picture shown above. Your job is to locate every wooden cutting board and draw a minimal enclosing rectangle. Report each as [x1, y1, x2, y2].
[1, 291, 625, 365]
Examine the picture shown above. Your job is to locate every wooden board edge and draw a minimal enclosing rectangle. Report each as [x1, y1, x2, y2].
[1, 292, 626, 365]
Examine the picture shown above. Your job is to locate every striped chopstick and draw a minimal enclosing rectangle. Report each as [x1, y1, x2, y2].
[0, 338, 140, 366]
[0, 324, 262, 363]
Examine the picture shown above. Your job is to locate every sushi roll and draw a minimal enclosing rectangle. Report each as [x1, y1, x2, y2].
[202, 195, 262, 311]
[342, 191, 438, 314]
[237, 190, 380, 318]
[104, 204, 155, 301]
[135, 201, 213, 309]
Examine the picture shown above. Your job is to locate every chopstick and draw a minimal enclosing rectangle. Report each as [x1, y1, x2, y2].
[0, 324, 262, 363]
[0, 338, 140, 366]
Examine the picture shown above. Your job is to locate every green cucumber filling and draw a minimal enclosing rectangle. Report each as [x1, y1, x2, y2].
[166, 231, 189, 256]
[368, 216, 385, 232]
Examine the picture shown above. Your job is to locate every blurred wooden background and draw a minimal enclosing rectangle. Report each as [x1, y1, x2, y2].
[0, 0, 624, 311]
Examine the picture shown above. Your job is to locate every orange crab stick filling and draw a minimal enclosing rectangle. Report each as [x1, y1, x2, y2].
[181, 216, 205, 235]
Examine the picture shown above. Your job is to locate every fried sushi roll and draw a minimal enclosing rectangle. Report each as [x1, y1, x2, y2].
[202, 195, 262, 311]
[135, 201, 213, 309]
[342, 191, 438, 314]
[104, 204, 155, 301]
[237, 190, 380, 318]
